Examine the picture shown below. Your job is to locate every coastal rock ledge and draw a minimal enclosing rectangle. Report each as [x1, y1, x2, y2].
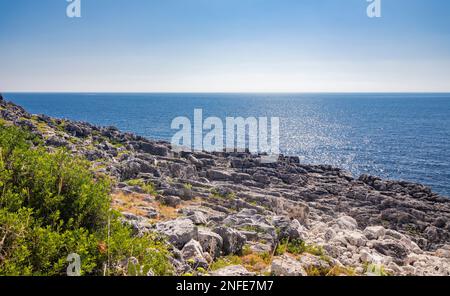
[1, 94, 449, 276]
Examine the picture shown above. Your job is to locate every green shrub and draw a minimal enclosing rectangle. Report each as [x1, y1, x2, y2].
[0, 125, 172, 276]
[209, 255, 242, 271]
[126, 179, 157, 196]
[275, 239, 324, 256]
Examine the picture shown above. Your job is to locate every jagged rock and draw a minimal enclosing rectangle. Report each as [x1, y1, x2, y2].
[359, 249, 385, 265]
[334, 216, 358, 231]
[271, 255, 307, 276]
[210, 265, 255, 276]
[155, 219, 198, 249]
[271, 198, 309, 225]
[198, 229, 223, 259]
[213, 227, 246, 255]
[344, 231, 367, 247]
[122, 212, 143, 221]
[298, 253, 332, 271]
[137, 141, 169, 157]
[45, 136, 69, 147]
[364, 226, 386, 240]
[186, 211, 208, 225]
[158, 195, 182, 208]
[247, 241, 272, 253]
[272, 216, 307, 240]
[187, 154, 203, 168]
[207, 169, 233, 181]
[372, 240, 410, 264]
[253, 173, 270, 185]
[118, 158, 160, 180]
[181, 240, 209, 269]
[65, 122, 91, 137]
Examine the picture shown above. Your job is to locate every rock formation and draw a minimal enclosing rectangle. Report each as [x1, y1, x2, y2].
[1, 94, 449, 276]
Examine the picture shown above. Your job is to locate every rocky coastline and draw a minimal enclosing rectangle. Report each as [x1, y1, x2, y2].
[1, 93, 449, 276]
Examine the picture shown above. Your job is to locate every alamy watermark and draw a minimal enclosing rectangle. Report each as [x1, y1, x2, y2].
[66, 253, 81, 276]
[66, 0, 81, 18]
[171, 109, 280, 163]
[66, 1, 381, 19]
[367, 0, 382, 18]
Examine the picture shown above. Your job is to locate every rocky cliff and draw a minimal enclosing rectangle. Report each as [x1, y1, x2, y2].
[1, 94, 449, 276]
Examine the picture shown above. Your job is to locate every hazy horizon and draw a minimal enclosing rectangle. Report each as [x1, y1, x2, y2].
[3, 91, 450, 94]
[1, 0, 450, 92]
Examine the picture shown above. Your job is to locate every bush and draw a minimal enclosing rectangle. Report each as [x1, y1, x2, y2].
[0, 125, 172, 275]
[275, 238, 324, 256]
[126, 179, 157, 195]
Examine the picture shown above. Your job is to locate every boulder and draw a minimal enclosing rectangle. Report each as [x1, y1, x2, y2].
[344, 231, 367, 247]
[187, 211, 208, 225]
[253, 173, 270, 184]
[210, 265, 255, 276]
[298, 253, 332, 271]
[158, 195, 182, 208]
[372, 240, 410, 264]
[65, 122, 91, 138]
[272, 216, 307, 240]
[207, 170, 233, 181]
[334, 216, 358, 231]
[155, 219, 198, 249]
[181, 240, 209, 269]
[363, 226, 386, 240]
[213, 227, 246, 255]
[198, 229, 223, 259]
[272, 198, 309, 225]
[46, 136, 69, 148]
[271, 255, 307, 276]
[139, 141, 169, 157]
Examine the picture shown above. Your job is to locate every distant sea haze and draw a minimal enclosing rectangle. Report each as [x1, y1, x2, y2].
[4, 93, 450, 197]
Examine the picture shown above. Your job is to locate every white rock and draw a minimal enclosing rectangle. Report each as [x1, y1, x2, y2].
[344, 231, 367, 247]
[363, 226, 386, 240]
[271, 255, 307, 276]
[181, 239, 209, 269]
[155, 218, 198, 249]
[210, 265, 255, 276]
[198, 228, 223, 259]
[334, 216, 358, 231]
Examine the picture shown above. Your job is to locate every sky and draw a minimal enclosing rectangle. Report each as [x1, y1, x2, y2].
[1, 0, 450, 92]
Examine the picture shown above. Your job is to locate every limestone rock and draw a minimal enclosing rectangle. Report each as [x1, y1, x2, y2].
[271, 255, 307, 276]
[213, 227, 246, 255]
[210, 265, 255, 276]
[156, 219, 198, 249]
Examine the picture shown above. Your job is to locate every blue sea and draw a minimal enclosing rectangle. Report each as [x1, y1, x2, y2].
[4, 93, 450, 197]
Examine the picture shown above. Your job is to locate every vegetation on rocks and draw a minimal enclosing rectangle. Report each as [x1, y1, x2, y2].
[125, 179, 158, 195]
[275, 239, 324, 257]
[1, 95, 450, 276]
[0, 124, 172, 276]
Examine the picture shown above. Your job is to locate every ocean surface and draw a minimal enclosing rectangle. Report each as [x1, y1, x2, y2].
[4, 93, 450, 197]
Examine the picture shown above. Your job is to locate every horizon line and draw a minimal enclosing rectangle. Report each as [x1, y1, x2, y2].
[3, 91, 450, 95]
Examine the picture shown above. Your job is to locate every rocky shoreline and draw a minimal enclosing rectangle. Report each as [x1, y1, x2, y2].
[1, 93, 449, 276]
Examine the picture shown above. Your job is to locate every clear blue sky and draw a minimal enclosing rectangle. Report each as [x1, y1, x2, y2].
[1, 0, 450, 92]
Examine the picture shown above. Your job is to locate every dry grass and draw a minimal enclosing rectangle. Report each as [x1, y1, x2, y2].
[157, 205, 179, 221]
[241, 253, 271, 272]
[112, 192, 147, 215]
[209, 247, 272, 274]
[112, 191, 186, 222]
[325, 265, 357, 276]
